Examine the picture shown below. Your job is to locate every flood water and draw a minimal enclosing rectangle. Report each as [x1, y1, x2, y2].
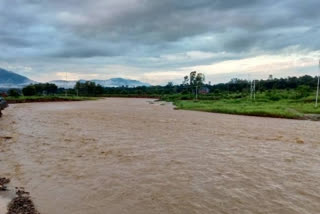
[1, 98, 320, 214]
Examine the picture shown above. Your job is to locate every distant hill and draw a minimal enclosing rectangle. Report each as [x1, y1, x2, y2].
[50, 78, 151, 88]
[0, 68, 35, 88]
[48, 80, 78, 89]
[0, 67, 151, 89]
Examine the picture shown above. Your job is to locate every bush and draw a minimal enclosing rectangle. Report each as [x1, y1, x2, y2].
[22, 85, 37, 96]
[8, 89, 21, 97]
[296, 85, 311, 98]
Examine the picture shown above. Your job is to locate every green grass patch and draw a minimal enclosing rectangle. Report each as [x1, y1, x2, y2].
[161, 90, 320, 119]
[171, 99, 320, 119]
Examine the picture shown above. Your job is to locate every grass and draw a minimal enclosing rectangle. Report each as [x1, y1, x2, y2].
[162, 90, 320, 120]
[6, 95, 98, 103]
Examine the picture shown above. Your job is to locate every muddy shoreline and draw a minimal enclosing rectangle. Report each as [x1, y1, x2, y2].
[1, 178, 40, 214]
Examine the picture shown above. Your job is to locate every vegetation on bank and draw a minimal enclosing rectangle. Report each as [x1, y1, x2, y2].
[169, 99, 319, 119]
[1, 72, 320, 120]
[162, 90, 320, 119]
[2, 82, 103, 103]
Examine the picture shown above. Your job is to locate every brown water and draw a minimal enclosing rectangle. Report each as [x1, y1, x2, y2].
[0, 98, 320, 214]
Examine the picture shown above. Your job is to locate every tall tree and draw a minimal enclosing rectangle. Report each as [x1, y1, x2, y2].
[195, 73, 205, 87]
[22, 85, 36, 96]
[189, 71, 197, 87]
[182, 76, 189, 86]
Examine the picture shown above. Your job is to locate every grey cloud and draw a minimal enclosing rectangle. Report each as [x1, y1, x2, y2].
[0, 0, 320, 72]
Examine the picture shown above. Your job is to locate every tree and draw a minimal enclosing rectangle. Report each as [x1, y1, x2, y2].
[75, 81, 86, 95]
[86, 81, 97, 95]
[74, 81, 104, 96]
[189, 71, 197, 87]
[181, 76, 190, 94]
[195, 73, 205, 99]
[95, 84, 105, 95]
[22, 85, 36, 96]
[182, 76, 189, 86]
[33, 83, 58, 95]
[195, 73, 205, 87]
[8, 89, 21, 97]
[187, 71, 205, 99]
[296, 85, 311, 98]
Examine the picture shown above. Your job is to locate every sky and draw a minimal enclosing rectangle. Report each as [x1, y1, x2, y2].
[0, 0, 320, 85]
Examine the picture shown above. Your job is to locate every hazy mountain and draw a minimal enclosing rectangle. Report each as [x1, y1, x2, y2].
[50, 78, 151, 88]
[0, 68, 35, 88]
[0, 67, 151, 89]
[48, 80, 78, 89]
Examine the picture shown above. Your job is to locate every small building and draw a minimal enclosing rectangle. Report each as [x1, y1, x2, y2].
[0, 92, 7, 97]
[199, 87, 210, 94]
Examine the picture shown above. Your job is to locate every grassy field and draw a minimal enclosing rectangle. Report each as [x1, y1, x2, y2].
[5, 95, 98, 103]
[162, 90, 320, 120]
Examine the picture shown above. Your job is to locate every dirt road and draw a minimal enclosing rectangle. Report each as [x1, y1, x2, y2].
[0, 98, 319, 214]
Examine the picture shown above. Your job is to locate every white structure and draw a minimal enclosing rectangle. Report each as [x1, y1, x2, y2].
[250, 79, 256, 101]
[316, 60, 320, 107]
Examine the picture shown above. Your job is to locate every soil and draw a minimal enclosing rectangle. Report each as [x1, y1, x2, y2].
[0, 178, 39, 214]
[0, 98, 320, 214]
[7, 188, 39, 214]
[0, 177, 10, 191]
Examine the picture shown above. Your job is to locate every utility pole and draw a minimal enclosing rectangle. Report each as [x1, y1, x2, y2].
[250, 79, 256, 101]
[248, 74, 251, 100]
[195, 85, 198, 100]
[250, 80, 253, 100]
[253, 80, 256, 100]
[316, 60, 320, 108]
[65, 72, 68, 97]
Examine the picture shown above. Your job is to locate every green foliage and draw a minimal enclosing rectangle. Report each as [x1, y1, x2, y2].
[22, 83, 57, 96]
[162, 88, 320, 119]
[212, 75, 318, 92]
[75, 81, 104, 96]
[14, 73, 320, 120]
[22, 85, 36, 96]
[171, 99, 320, 119]
[296, 85, 311, 98]
[8, 89, 21, 97]
[33, 83, 58, 95]
[195, 73, 205, 87]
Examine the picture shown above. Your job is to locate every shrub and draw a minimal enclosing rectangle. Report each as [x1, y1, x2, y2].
[8, 89, 21, 97]
[22, 85, 37, 96]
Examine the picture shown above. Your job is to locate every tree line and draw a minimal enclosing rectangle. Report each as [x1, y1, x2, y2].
[5, 73, 319, 98]
[7, 83, 58, 97]
[97, 73, 320, 97]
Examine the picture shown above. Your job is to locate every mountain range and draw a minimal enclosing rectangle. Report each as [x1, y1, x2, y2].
[0, 68, 34, 88]
[0, 68, 151, 88]
[50, 78, 150, 89]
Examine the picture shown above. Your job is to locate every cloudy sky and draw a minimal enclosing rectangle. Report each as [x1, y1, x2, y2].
[0, 0, 320, 85]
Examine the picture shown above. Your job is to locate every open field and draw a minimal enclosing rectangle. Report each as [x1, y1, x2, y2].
[171, 99, 320, 120]
[160, 90, 320, 120]
[1, 98, 320, 214]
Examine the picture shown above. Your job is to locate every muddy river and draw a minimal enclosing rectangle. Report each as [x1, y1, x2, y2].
[0, 98, 319, 213]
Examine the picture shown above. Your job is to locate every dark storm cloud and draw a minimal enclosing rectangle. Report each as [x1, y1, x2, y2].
[0, 0, 320, 61]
